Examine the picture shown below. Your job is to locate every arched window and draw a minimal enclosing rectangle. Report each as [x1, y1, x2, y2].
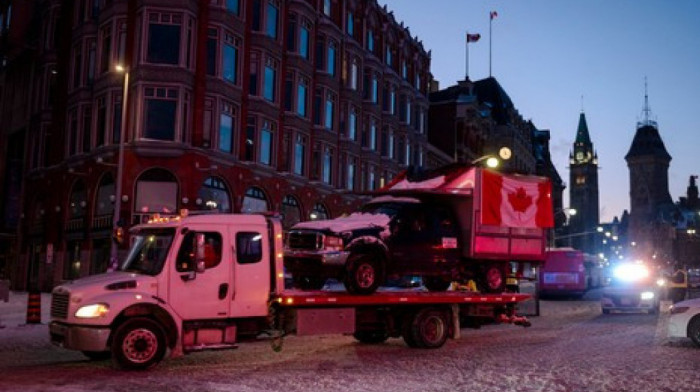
[95, 173, 115, 218]
[241, 186, 269, 213]
[68, 180, 88, 219]
[197, 176, 232, 212]
[310, 202, 329, 220]
[134, 168, 178, 215]
[281, 195, 301, 228]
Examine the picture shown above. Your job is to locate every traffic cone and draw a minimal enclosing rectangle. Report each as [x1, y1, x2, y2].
[26, 291, 42, 324]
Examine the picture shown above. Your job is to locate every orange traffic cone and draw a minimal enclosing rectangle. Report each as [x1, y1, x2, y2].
[26, 291, 42, 324]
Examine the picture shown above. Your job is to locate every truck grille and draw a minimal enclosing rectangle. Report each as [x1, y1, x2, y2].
[51, 292, 70, 319]
[287, 231, 322, 250]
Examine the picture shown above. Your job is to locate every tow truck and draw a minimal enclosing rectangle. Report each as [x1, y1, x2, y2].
[50, 213, 531, 370]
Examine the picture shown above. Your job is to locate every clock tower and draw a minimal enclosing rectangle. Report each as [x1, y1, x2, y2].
[568, 112, 600, 254]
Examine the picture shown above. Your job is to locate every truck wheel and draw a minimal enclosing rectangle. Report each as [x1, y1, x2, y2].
[688, 316, 700, 347]
[82, 351, 111, 361]
[111, 317, 167, 370]
[478, 263, 506, 293]
[293, 275, 326, 290]
[405, 308, 450, 349]
[345, 253, 382, 295]
[353, 330, 389, 344]
[423, 276, 451, 292]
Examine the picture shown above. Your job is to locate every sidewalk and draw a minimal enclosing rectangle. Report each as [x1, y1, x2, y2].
[0, 291, 52, 328]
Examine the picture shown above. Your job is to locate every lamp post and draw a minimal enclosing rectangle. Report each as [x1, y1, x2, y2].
[551, 207, 577, 247]
[471, 147, 512, 168]
[109, 65, 129, 271]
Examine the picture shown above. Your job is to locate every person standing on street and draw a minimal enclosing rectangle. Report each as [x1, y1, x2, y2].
[668, 264, 688, 303]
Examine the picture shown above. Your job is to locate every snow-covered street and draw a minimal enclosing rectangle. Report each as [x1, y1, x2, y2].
[1, 290, 699, 392]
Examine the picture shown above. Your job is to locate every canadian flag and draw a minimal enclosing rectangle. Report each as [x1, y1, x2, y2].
[480, 170, 553, 228]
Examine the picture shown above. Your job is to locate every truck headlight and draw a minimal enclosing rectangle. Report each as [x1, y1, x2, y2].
[640, 291, 655, 301]
[75, 303, 110, 318]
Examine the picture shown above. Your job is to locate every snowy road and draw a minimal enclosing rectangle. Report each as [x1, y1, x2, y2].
[1, 290, 699, 392]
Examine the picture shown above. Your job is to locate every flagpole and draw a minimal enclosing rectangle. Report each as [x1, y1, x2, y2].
[489, 15, 492, 77]
[465, 31, 469, 80]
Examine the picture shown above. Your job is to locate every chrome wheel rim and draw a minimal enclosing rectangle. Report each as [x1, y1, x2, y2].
[122, 328, 158, 364]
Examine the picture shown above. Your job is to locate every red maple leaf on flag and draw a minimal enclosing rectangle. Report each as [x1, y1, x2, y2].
[508, 187, 532, 213]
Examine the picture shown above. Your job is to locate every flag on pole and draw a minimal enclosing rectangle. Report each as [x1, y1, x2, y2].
[466, 33, 481, 43]
[490, 11, 498, 20]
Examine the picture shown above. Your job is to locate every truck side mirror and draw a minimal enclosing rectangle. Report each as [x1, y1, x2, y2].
[194, 233, 207, 273]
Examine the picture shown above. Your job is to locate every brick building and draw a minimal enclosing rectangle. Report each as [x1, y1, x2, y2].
[0, 0, 433, 290]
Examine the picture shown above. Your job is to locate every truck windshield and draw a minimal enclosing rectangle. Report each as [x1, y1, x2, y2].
[119, 228, 175, 276]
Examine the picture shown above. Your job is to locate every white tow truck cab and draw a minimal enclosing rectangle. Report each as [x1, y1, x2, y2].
[50, 213, 532, 370]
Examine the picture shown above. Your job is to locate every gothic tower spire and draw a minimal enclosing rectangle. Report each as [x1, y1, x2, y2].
[568, 110, 599, 254]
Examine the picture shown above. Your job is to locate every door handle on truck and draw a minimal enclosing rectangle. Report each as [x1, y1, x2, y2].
[218, 283, 229, 299]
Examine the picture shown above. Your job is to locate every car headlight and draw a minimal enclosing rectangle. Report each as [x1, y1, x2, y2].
[75, 303, 110, 318]
[640, 291, 655, 300]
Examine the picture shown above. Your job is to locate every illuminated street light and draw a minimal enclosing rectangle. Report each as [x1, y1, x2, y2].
[109, 64, 129, 271]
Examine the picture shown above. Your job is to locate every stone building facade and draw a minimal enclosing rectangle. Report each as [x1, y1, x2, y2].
[0, 0, 433, 290]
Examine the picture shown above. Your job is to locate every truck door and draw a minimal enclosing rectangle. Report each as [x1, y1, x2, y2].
[229, 226, 270, 318]
[390, 205, 430, 273]
[168, 227, 231, 320]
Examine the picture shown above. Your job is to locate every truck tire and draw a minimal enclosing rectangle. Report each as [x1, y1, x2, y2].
[82, 351, 111, 361]
[293, 275, 326, 290]
[404, 308, 450, 349]
[423, 276, 451, 292]
[111, 317, 167, 370]
[478, 263, 506, 293]
[345, 253, 382, 295]
[688, 316, 700, 347]
[353, 330, 389, 344]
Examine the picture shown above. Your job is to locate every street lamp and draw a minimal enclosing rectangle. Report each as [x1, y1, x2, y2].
[551, 207, 577, 247]
[471, 147, 512, 168]
[109, 64, 129, 271]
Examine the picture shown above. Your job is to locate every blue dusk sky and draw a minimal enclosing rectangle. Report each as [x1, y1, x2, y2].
[381, 0, 700, 222]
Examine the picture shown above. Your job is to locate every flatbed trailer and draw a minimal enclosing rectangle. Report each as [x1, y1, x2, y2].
[272, 290, 532, 348]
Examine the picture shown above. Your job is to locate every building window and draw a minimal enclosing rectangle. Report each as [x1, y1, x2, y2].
[348, 108, 356, 141]
[82, 105, 92, 153]
[265, 0, 278, 39]
[371, 75, 378, 103]
[367, 30, 374, 53]
[68, 109, 78, 156]
[86, 39, 96, 85]
[419, 108, 425, 134]
[297, 77, 308, 117]
[72, 43, 83, 89]
[99, 24, 112, 74]
[299, 20, 310, 59]
[368, 166, 376, 191]
[144, 87, 178, 141]
[96, 96, 106, 146]
[218, 101, 236, 153]
[347, 12, 354, 36]
[260, 120, 274, 165]
[324, 92, 335, 130]
[390, 89, 396, 115]
[226, 0, 240, 15]
[323, 146, 333, 185]
[249, 55, 259, 96]
[415, 73, 421, 90]
[242, 186, 269, 213]
[198, 177, 231, 212]
[223, 33, 239, 83]
[405, 140, 411, 166]
[323, 0, 331, 16]
[206, 28, 217, 76]
[147, 13, 182, 65]
[263, 57, 277, 102]
[245, 117, 256, 161]
[294, 134, 306, 175]
[347, 158, 355, 190]
[369, 120, 376, 151]
[281, 195, 302, 229]
[327, 41, 336, 76]
[349, 59, 358, 90]
[385, 47, 392, 67]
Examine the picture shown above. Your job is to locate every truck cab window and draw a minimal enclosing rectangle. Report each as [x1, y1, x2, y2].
[176, 232, 223, 272]
[236, 232, 263, 264]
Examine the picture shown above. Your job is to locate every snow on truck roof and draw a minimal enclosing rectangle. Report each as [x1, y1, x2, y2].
[132, 213, 269, 229]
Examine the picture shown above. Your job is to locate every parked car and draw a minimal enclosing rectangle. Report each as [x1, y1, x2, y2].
[668, 297, 700, 346]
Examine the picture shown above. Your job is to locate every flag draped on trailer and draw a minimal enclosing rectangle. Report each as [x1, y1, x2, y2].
[481, 169, 553, 228]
